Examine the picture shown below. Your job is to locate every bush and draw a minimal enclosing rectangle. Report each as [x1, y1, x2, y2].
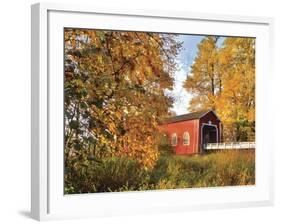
[65, 156, 152, 194]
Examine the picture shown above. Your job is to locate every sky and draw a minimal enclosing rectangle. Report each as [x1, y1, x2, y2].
[167, 35, 224, 115]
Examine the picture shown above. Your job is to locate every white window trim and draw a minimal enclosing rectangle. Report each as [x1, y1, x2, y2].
[183, 131, 190, 146]
[171, 133, 177, 146]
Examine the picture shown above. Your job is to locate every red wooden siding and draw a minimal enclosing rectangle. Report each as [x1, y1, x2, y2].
[159, 119, 199, 155]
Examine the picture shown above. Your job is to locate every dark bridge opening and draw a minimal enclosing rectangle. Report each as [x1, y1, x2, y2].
[201, 125, 218, 153]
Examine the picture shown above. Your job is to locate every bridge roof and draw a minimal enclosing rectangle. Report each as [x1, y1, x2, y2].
[164, 110, 219, 124]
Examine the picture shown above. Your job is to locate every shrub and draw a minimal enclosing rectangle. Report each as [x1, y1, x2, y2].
[65, 156, 152, 193]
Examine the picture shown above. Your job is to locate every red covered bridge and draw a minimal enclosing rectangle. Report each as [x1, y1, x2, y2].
[159, 110, 222, 155]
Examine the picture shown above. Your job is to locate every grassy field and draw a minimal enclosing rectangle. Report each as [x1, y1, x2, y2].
[150, 150, 255, 190]
[65, 150, 255, 194]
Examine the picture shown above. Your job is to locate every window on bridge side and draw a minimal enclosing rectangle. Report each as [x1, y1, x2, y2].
[183, 131, 190, 146]
[171, 133, 177, 146]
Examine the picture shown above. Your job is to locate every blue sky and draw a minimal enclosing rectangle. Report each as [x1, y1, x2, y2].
[167, 35, 224, 115]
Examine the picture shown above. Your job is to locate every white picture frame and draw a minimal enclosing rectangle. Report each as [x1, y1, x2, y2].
[31, 2, 274, 221]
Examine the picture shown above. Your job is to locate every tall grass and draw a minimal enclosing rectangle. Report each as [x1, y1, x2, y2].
[65, 150, 255, 194]
[150, 150, 255, 189]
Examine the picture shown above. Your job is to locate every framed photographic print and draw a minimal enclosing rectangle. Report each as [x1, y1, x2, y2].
[31, 2, 274, 221]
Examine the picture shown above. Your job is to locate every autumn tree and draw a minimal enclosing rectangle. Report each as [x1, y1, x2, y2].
[184, 36, 221, 111]
[215, 38, 255, 141]
[64, 29, 181, 172]
[184, 36, 255, 141]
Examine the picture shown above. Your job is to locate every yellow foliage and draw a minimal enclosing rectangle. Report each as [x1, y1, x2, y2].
[64, 29, 181, 168]
[185, 36, 255, 141]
